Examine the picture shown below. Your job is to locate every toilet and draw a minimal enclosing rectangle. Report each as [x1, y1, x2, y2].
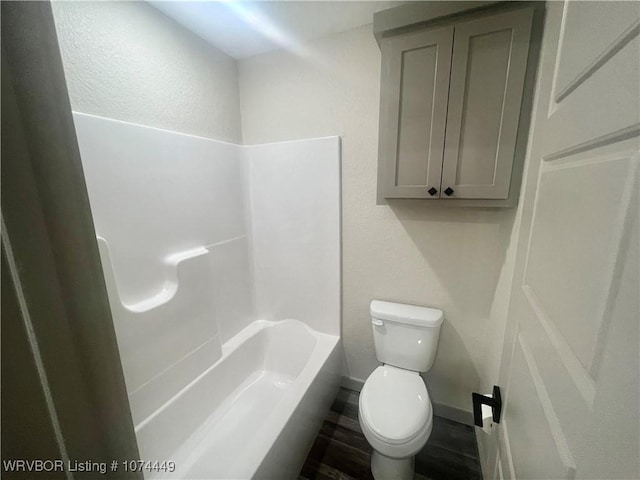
[359, 300, 444, 480]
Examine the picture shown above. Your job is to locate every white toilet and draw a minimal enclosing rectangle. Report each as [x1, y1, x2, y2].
[359, 300, 444, 480]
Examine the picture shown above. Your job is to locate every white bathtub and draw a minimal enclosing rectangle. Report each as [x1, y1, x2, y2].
[96, 237, 341, 479]
[136, 319, 341, 479]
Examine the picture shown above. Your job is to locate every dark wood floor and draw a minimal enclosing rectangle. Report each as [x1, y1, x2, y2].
[300, 388, 482, 480]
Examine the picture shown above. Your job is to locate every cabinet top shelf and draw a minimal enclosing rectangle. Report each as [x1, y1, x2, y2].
[373, 1, 500, 45]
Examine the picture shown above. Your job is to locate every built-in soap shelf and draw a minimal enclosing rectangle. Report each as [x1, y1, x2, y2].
[97, 236, 211, 313]
[96, 236, 223, 414]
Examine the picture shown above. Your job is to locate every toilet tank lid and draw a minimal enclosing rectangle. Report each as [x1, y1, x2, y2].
[370, 300, 443, 327]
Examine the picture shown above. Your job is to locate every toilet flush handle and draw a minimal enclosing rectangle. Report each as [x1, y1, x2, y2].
[371, 318, 384, 327]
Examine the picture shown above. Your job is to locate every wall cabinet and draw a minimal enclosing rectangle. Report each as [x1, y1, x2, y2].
[377, 6, 537, 206]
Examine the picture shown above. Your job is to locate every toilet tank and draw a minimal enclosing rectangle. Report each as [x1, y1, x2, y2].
[370, 300, 444, 372]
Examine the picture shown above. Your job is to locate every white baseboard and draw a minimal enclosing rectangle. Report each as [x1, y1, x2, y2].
[340, 375, 364, 392]
[432, 402, 474, 426]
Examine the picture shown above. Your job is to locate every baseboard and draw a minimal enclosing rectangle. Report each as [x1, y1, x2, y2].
[341, 376, 474, 426]
[340, 375, 364, 392]
[432, 402, 474, 426]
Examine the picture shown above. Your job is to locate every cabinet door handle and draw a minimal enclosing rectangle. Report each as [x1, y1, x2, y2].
[444, 187, 454, 196]
[428, 187, 438, 196]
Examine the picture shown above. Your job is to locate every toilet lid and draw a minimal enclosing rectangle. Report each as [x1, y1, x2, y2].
[360, 366, 431, 444]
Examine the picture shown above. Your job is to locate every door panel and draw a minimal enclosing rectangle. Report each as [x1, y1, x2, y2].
[507, 336, 576, 480]
[452, 28, 512, 187]
[494, 1, 640, 479]
[524, 153, 637, 371]
[396, 44, 438, 187]
[442, 8, 533, 199]
[545, 29, 640, 159]
[378, 26, 453, 198]
[553, 2, 640, 102]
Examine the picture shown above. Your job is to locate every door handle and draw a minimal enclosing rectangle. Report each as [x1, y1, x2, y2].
[472, 385, 502, 427]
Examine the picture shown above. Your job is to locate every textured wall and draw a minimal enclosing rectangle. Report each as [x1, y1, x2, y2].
[239, 25, 518, 414]
[52, 1, 242, 143]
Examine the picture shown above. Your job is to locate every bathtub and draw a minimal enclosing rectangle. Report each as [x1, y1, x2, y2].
[135, 319, 341, 479]
[95, 237, 341, 479]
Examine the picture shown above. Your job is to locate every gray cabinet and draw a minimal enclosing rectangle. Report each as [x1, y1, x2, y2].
[377, 6, 537, 205]
[378, 26, 453, 199]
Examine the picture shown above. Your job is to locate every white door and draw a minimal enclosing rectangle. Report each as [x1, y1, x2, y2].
[492, 1, 640, 479]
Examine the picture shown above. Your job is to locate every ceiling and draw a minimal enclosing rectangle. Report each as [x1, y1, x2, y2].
[149, 1, 403, 59]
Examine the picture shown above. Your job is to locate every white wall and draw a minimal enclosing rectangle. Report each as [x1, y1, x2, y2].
[73, 113, 247, 306]
[244, 137, 341, 336]
[52, 1, 242, 142]
[239, 24, 518, 415]
[73, 113, 253, 426]
[73, 113, 341, 427]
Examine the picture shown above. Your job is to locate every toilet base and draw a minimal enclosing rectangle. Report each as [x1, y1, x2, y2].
[371, 450, 415, 480]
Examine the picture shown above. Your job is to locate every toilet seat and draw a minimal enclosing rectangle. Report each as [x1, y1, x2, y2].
[359, 365, 432, 445]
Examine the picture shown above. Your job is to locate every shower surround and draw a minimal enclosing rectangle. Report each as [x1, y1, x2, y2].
[73, 112, 341, 479]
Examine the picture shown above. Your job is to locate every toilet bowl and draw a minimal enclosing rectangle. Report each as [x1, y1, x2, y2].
[359, 301, 443, 480]
[359, 365, 433, 479]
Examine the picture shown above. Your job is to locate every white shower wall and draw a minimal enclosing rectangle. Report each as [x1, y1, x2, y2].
[245, 138, 341, 336]
[74, 113, 248, 306]
[73, 113, 340, 425]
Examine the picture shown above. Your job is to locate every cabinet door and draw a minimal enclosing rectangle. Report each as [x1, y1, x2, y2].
[378, 26, 453, 199]
[441, 8, 533, 199]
